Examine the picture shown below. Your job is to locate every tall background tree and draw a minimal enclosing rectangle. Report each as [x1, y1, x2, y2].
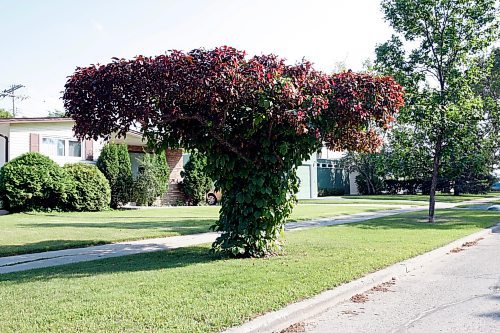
[64, 47, 404, 257]
[375, 0, 498, 222]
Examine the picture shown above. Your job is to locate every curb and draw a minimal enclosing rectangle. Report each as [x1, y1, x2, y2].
[223, 223, 499, 333]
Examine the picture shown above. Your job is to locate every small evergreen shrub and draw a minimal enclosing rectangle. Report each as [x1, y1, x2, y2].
[0, 152, 75, 212]
[63, 163, 111, 211]
[96, 143, 133, 208]
[132, 152, 170, 206]
[180, 152, 212, 205]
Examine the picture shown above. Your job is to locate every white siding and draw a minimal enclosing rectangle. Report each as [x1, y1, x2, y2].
[317, 147, 345, 160]
[9, 122, 97, 166]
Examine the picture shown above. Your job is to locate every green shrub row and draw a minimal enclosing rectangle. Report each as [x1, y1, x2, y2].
[0, 152, 110, 212]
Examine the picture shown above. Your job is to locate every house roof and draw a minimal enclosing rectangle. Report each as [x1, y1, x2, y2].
[0, 117, 73, 123]
[0, 117, 144, 138]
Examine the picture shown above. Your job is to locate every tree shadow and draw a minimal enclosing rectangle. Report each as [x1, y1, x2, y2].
[0, 246, 221, 284]
[0, 239, 109, 257]
[19, 220, 214, 233]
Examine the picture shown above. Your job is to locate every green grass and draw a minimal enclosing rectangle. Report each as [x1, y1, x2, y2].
[455, 200, 500, 208]
[299, 199, 428, 205]
[0, 204, 392, 257]
[0, 209, 496, 333]
[342, 193, 500, 203]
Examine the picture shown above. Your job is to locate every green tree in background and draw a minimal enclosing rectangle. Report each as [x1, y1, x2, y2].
[376, 0, 498, 222]
[0, 108, 13, 118]
[342, 151, 387, 195]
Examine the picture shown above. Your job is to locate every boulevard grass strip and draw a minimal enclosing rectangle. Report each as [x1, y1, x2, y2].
[0, 209, 497, 333]
[299, 199, 427, 206]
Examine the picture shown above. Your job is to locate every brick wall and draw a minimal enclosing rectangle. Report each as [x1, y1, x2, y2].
[162, 149, 186, 205]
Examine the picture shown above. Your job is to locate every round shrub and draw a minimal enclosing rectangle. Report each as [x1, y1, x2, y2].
[0, 152, 75, 212]
[63, 163, 111, 211]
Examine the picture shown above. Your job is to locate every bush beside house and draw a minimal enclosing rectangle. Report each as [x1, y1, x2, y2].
[96, 143, 133, 208]
[132, 152, 170, 206]
[63, 163, 111, 211]
[180, 152, 212, 205]
[0, 153, 75, 212]
[0, 153, 112, 212]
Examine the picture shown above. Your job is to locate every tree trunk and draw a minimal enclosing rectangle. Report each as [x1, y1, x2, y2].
[428, 137, 443, 223]
[211, 162, 298, 257]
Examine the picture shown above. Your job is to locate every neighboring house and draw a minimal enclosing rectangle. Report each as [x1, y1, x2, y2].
[316, 147, 360, 195]
[0, 117, 185, 204]
[297, 154, 318, 199]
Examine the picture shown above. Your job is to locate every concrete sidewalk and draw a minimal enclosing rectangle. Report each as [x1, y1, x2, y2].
[0, 197, 496, 274]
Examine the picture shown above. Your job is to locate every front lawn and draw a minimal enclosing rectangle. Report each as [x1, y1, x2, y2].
[0, 209, 497, 333]
[0, 204, 392, 257]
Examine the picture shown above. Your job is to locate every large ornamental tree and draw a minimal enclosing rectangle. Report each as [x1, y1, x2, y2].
[64, 47, 403, 257]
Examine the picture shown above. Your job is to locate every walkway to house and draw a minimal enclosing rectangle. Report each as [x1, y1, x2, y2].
[0, 198, 497, 274]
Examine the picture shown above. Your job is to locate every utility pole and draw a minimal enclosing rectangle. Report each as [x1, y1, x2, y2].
[0, 84, 25, 117]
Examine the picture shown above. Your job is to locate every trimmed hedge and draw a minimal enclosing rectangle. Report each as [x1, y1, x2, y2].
[0, 152, 75, 212]
[64, 163, 111, 211]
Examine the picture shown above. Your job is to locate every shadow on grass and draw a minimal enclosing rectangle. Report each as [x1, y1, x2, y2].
[19, 220, 214, 233]
[0, 246, 219, 284]
[0, 221, 213, 256]
[21, 212, 218, 220]
[0, 239, 110, 258]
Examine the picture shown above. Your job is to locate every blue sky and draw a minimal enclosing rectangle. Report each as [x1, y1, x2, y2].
[0, 0, 393, 117]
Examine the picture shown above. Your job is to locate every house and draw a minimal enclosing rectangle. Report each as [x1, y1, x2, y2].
[0, 117, 356, 202]
[316, 147, 360, 196]
[0, 117, 185, 204]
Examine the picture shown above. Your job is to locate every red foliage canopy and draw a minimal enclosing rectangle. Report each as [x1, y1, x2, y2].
[64, 47, 403, 160]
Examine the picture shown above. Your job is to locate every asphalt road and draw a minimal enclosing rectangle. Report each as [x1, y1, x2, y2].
[302, 226, 500, 333]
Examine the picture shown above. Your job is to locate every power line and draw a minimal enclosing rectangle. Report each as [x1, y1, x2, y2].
[0, 84, 26, 117]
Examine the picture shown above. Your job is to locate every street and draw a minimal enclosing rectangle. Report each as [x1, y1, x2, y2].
[302, 226, 500, 333]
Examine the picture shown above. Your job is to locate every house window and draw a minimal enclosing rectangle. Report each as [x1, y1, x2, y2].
[42, 138, 65, 156]
[68, 140, 82, 157]
[41, 137, 82, 158]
